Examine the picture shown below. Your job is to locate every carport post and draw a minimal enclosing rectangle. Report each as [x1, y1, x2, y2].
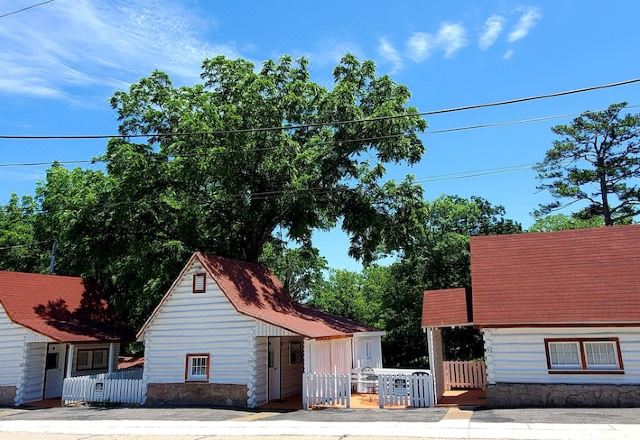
[108, 343, 115, 373]
[66, 344, 74, 378]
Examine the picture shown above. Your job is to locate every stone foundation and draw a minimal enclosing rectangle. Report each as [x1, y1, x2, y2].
[488, 383, 640, 408]
[0, 386, 16, 407]
[146, 383, 248, 407]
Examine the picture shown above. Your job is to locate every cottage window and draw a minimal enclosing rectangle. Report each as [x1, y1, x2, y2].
[186, 354, 210, 382]
[584, 341, 619, 370]
[193, 273, 206, 293]
[545, 338, 623, 373]
[76, 348, 109, 371]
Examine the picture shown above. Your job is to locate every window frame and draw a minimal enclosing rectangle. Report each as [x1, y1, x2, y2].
[76, 348, 110, 371]
[185, 353, 210, 382]
[544, 337, 624, 374]
[192, 272, 207, 293]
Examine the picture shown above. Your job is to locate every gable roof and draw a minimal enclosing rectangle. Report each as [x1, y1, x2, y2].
[139, 253, 379, 339]
[422, 288, 472, 328]
[471, 225, 640, 327]
[0, 271, 132, 342]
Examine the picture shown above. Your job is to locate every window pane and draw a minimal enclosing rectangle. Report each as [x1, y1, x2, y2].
[548, 342, 580, 368]
[585, 342, 618, 368]
[188, 356, 208, 379]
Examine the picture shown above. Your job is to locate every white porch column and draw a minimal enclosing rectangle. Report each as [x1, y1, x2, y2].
[66, 344, 75, 378]
[107, 343, 115, 374]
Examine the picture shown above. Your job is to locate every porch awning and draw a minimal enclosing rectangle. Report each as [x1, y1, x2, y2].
[422, 288, 472, 328]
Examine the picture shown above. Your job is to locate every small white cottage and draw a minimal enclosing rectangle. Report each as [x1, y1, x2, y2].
[138, 252, 384, 407]
[0, 272, 130, 406]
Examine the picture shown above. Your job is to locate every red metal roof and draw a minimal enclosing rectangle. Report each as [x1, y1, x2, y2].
[0, 271, 131, 342]
[471, 225, 640, 327]
[196, 253, 378, 338]
[422, 288, 472, 328]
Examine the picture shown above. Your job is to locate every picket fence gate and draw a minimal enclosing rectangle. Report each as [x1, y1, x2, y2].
[443, 360, 487, 390]
[378, 373, 433, 408]
[302, 373, 351, 410]
[62, 375, 146, 405]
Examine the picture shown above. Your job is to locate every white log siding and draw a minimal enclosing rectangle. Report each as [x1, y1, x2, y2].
[21, 343, 47, 403]
[254, 337, 268, 406]
[0, 304, 51, 405]
[279, 336, 304, 398]
[483, 327, 640, 384]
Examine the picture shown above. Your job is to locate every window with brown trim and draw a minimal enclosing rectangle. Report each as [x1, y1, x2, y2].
[544, 338, 624, 374]
[185, 353, 210, 382]
[192, 273, 206, 293]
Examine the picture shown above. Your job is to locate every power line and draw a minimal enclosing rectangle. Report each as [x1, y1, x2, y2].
[0, 0, 53, 19]
[1, 77, 639, 140]
[1, 104, 638, 169]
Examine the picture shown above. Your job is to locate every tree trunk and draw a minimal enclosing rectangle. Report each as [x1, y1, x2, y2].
[597, 156, 613, 226]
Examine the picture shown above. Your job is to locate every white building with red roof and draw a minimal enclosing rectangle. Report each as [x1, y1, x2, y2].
[422, 225, 640, 408]
[137, 252, 385, 408]
[0, 272, 131, 406]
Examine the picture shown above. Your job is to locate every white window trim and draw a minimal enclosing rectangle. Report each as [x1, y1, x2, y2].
[186, 354, 209, 382]
[545, 338, 624, 374]
[584, 341, 619, 370]
[547, 341, 581, 370]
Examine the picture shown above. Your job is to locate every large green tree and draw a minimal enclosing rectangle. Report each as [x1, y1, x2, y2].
[1, 54, 428, 328]
[535, 102, 640, 225]
[529, 213, 603, 232]
[382, 195, 521, 367]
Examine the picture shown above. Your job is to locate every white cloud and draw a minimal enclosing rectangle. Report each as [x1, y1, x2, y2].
[405, 22, 467, 62]
[478, 14, 505, 50]
[377, 38, 403, 73]
[437, 23, 468, 58]
[407, 33, 435, 62]
[508, 7, 542, 42]
[0, 0, 241, 99]
[503, 49, 515, 59]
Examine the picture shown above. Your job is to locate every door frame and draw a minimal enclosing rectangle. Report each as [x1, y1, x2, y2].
[42, 342, 68, 400]
[267, 336, 281, 401]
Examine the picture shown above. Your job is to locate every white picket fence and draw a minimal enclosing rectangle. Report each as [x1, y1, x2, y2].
[62, 373, 146, 405]
[443, 360, 487, 390]
[302, 373, 351, 409]
[378, 373, 433, 408]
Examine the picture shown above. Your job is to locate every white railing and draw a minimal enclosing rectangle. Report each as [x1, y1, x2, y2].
[302, 373, 351, 410]
[62, 374, 146, 405]
[443, 360, 487, 390]
[92, 370, 143, 380]
[378, 373, 433, 408]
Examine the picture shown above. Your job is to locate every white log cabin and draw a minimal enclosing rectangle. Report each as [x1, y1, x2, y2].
[0, 272, 130, 406]
[422, 225, 640, 408]
[137, 252, 384, 407]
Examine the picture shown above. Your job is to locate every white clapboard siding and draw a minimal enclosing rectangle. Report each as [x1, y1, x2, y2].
[484, 327, 640, 384]
[443, 361, 487, 390]
[143, 261, 256, 391]
[352, 335, 383, 369]
[62, 376, 145, 405]
[302, 373, 351, 409]
[378, 373, 434, 408]
[254, 337, 268, 405]
[22, 343, 47, 403]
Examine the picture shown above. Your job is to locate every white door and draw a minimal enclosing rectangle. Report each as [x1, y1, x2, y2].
[268, 337, 281, 401]
[44, 344, 66, 399]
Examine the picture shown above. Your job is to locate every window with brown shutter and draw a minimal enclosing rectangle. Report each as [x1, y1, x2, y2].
[193, 273, 206, 293]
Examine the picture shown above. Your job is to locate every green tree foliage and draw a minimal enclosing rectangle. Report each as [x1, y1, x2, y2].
[382, 195, 522, 367]
[535, 103, 640, 225]
[310, 265, 389, 330]
[259, 242, 327, 302]
[0, 55, 427, 328]
[0, 194, 40, 271]
[529, 213, 603, 232]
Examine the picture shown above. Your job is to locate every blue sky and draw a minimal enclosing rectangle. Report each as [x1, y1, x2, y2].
[1, 0, 639, 270]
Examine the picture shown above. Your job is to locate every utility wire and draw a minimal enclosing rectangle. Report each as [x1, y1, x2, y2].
[1, 78, 639, 140]
[1, 104, 638, 168]
[0, 0, 53, 19]
[0, 239, 51, 250]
